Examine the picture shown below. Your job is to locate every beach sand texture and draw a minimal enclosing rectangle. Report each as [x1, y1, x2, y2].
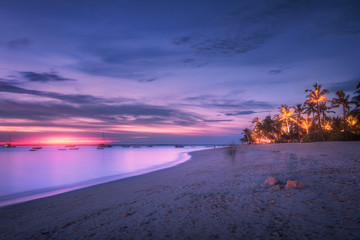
[1, 142, 359, 239]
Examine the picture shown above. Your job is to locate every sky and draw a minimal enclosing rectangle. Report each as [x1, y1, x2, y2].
[1, 0, 360, 145]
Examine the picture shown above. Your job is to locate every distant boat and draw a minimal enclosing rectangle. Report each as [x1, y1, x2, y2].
[65, 144, 76, 148]
[57, 148, 66, 151]
[97, 132, 112, 148]
[175, 144, 185, 148]
[3, 133, 16, 148]
[31, 139, 42, 150]
[69, 147, 79, 150]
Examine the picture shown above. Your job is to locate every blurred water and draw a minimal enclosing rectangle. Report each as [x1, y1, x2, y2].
[0, 145, 207, 207]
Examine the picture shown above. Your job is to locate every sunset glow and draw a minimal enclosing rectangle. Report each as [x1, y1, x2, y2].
[0, 0, 359, 144]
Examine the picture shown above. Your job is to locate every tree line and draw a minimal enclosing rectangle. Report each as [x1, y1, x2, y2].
[241, 82, 360, 144]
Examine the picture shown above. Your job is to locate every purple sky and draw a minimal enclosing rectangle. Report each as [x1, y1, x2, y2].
[1, 0, 360, 144]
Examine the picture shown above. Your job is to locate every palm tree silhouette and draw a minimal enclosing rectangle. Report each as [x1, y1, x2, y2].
[332, 90, 351, 135]
[319, 102, 335, 121]
[241, 128, 253, 144]
[305, 83, 329, 140]
[352, 82, 360, 109]
[293, 104, 305, 141]
[304, 102, 316, 120]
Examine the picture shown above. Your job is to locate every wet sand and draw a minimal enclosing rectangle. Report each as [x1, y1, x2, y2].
[1, 142, 360, 239]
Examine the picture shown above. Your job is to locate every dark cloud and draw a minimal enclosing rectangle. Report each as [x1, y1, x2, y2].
[0, 81, 204, 127]
[183, 95, 214, 102]
[241, 100, 274, 109]
[203, 119, 233, 122]
[6, 38, 32, 49]
[74, 44, 179, 80]
[269, 69, 283, 75]
[174, 0, 360, 56]
[183, 94, 275, 110]
[20, 71, 74, 82]
[328, 78, 360, 92]
[181, 58, 208, 68]
[0, 98, 203, 129]
[139, 77, 158, 83]
[0, 81, 125, 104]
[173, 0, 310, 55]
[225, 111, 257, 116]
[321, 1, 360, 36]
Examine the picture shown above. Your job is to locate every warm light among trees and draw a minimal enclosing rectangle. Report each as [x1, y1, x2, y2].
[241, 82, 360, 144]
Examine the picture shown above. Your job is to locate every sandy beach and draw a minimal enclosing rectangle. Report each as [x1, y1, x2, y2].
[1, 142, 359, 239]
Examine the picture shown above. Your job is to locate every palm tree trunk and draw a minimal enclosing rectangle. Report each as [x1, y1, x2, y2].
[317, 102, 325, 141]
[342, 104, 347, 140]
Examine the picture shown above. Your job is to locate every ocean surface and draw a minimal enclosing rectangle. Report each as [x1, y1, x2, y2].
[0, 145, 208, 207]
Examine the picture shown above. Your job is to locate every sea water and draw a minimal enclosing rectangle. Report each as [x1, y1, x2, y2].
[0, 145, 207, 207]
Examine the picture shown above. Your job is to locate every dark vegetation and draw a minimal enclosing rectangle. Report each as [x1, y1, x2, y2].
[241, 82, 360, 144]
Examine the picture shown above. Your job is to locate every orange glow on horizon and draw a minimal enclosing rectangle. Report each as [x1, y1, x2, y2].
[42, 137, 101, 145]
[0, 137, 105, 146]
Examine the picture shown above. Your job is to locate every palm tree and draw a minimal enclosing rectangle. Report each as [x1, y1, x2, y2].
[279, 104, 295, 134]
[352, 82, 360, 109]
[305, 83, 329, 140]
[331, 116, 343, 132]
[346, 113, 360, 135]
[332, 90, 351, 134]
[319, 102, 335, 121]
[298, 115, 312, 135]
[304, 101, 316, 120]
[293, 104, 305, 141]
[241, 128, 253, 144]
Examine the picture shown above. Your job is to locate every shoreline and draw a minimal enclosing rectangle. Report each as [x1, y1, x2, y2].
[0, 147, 196, 207]
[1, 142, 360, 239]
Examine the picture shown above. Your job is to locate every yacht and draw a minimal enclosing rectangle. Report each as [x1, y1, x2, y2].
[3, 133, 16, 148]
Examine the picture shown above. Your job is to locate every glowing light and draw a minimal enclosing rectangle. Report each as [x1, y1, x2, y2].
[279, 107, 295, 133]
[322, 120, 332, 131]
[307, 89, 329, 103]
[297, 115, 312, 134]
[41, 137, 101, 145]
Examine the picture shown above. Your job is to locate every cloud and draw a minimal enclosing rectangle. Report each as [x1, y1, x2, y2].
[20, 71, 75, 82]
[0, 81, 204, 127]
[173, 0, 360, 57]
[6, 38, 32, 49]
[328, 78, 360, 93]
[183, 94, 275, 111]
[0, 98, 204, 129]
[203, 119, 233, 122]
[225, 111, 257, 116]
[319, 1, 360, 36]
[172, 0, 312, 55]
[0, 80, 126, 104]
[269, 69, 283, 75]
[139, 77, 158, 83]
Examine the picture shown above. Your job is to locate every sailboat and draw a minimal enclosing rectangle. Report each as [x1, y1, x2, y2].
[3, 133, 16, 148]
[97, 132, 112, 149]
[31, 139, 42, 150]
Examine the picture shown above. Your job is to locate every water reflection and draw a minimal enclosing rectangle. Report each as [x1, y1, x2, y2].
[0, 146, 206, 206]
